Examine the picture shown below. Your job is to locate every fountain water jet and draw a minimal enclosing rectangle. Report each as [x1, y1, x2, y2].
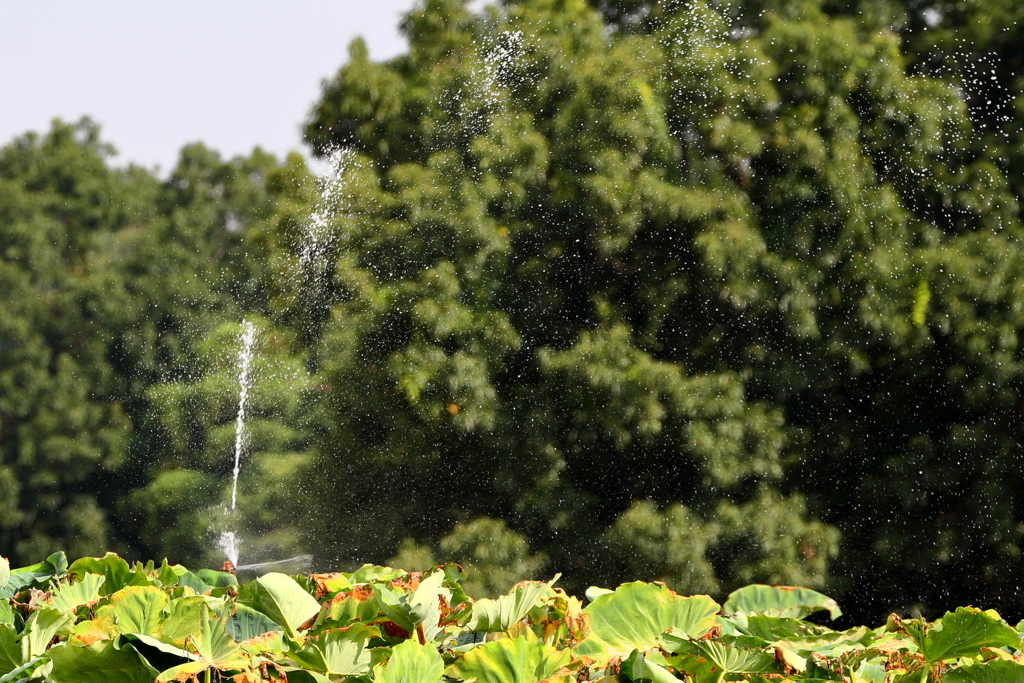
[218, 319, 258, 567]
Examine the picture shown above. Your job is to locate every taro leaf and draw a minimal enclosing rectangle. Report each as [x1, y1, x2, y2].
[854, 660, 890, 683]
[669, 640, 779, 677]
[94, 586, 169, 637]
[280, 668, 333, 683]
[154, 560, 181, 588]
[195, 569, 237, 589]
[620, 649, 680, 683]
[943, 659, 1024, 682]
[288, 624, 378, 677]
[0, 558, 9, 591]
[905, 607, 1021, 664]
[158, 595, 208, 643]
[48, 641, 159, 683]
[0, 625, 21, 674]
[312, 585, 381, 632]
[156, 607, 250, 681]
[249, 572, 321, 638]
[575, 581, 719, 664]
[226, 603, 281, 642]
[68, 554, 152, 596]
[375, 569, 450, 643]
[0, 604, 13, 629]
[175, 570, 216, 594]
[0, 656, 48, 683]
[373, 638, 444, 683]
[117, 633, 196, 672]
[49, 573, 105, 614]
[447, 635, 571, 683]
[466, 576, 558, 633]
[724, 585, 841, 620]
[22, 608, 74, 658]
[350, 565, 405, 583]
[1, 552, 67, 598]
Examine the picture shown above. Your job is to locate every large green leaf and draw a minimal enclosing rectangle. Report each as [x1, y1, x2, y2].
[48, 642, 159, 683]
[48, 574, 105, 614]
[1, 553, 67, 598]
[943, 659, 1024, 682]
[447, 635, 571, 683]
[724, 585, 841, 620]
[904, 607, 1021, 664]
[0, 558, 9, 591]
[117, 633, 196, 673]
[226, 602, 282, 642]
[669, 640, 779, 677]
[288, 624, 378, 677]
[0, 625, 21, 675]
[375, 569, 451, 642]
[22, 608, 74, 659]
[0, 656, 49, 683]
[157, 595, 209, 643]
[156, 607, 250, 681]
[374, 638, 444, 683]
[67, 555, 151, 596]
[94, 586, 169, 637]
[575, 582, 719, 664]
[249, 573, 320, 638]
[619, 649, 681, 683]
[467, 577, 558, 633]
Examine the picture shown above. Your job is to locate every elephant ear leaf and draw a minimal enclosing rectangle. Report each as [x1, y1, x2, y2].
[576, 582, 719, 665]
[907, 607, 1021, 665]
[943, 659, 1024, 682]
[724, 585, 842, 620]
[249, 573, 320, 638]
[374, 639, 444, 683]
[49, 641, 159, 683]
[466, 576, 559, 633]
[156, 607, 250, 682]
[448, 635, 570, 683]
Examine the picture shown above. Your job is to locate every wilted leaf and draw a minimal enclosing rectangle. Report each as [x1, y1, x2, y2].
[375, 569, 450, 642]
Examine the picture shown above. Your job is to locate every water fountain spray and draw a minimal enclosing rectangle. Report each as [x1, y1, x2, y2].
[218, 319, 257, 567]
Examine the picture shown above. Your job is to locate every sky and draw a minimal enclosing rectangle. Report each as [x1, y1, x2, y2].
[0, 0, 416, 174]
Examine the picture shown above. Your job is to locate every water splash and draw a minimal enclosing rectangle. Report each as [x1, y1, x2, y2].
[300, 147, 354, 275]
[230, 320, 257, 512]
[218, 320, 257, 567]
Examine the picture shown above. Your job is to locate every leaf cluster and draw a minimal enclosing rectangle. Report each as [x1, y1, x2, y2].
[2, 552, 1023, 683]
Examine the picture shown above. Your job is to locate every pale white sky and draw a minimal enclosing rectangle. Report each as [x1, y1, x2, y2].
[0, 0, 416, 174]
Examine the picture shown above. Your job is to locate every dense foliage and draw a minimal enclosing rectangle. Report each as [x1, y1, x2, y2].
[3, 552, 1024, 683]
[3, 0, 1024, 624]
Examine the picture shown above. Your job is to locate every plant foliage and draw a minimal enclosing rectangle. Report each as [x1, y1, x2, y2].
[1, 552, 1022, 683]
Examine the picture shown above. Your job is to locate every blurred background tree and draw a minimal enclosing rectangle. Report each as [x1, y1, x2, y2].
[2, 0, 1024, 625]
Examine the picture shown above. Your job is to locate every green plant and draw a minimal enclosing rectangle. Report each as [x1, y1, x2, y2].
[0, 552, 1019, 682]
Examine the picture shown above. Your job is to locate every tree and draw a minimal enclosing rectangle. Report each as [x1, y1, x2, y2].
[295, 0, 1024, 621]
[0, 119, 279, 564]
